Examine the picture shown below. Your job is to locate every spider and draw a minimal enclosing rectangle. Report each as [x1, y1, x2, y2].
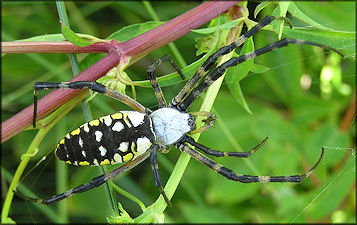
[17, 16, 338, 206]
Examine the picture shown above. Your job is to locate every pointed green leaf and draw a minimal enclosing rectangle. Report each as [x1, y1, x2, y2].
[192, 18, 245, 34]
[108, 21, 164, 42]
[60, 21, 96, 47]
[254, 1, 273, 18]
[225, 37, 254, 114]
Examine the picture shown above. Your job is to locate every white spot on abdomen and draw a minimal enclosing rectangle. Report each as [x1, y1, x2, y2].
[124, 111, 145, 127]
[136, 137, 152, 154]
[79, 137, 84, 147]
[118, 142, 129, 152]
[113, 153, 122, 163]
[95, 131, 103, 142]
[103, 115, 112, 126]
[99, 146, 107, 156]
[82, 123, 90, 132]
[112, 121, 124, 132]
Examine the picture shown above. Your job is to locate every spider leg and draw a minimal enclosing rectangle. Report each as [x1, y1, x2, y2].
[183, 136, 268, 158]
[171, 16, 283, 107]
[14, 148, 152, 204]
[33, 81, 149, 128]
[178, 38, 343, 111]
[147, 55, 185, 107]
[150, 144, 171, 206]
[176, 143, 324, 183]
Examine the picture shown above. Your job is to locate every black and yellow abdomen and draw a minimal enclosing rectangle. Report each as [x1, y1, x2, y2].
[55, 111, 156, 166]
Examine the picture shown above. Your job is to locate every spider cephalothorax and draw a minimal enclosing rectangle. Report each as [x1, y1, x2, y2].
[150, 107, 195, 145]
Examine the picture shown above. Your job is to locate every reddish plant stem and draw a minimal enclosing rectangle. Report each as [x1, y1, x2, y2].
[2, 41, 110, 53]
[2, 1, 239, 143]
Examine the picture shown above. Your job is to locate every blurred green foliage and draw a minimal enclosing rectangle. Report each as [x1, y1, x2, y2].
[2, 1, 355, 223]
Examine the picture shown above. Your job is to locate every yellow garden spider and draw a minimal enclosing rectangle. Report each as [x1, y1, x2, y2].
[17, 16, 340, 206]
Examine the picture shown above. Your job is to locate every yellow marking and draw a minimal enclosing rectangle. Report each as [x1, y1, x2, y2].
[150, 79, 158, 85]
[234, 36, 247, 46]
[59, 139, 65, 145]
[100, 159, 110, 165]
[212, 163, 222, 173]
[123, 153, 133, 162]
[305, 170, 313, 178]
[111, 113, 123, 120]
[99, 117, 104, 123]
[197, 66, 205, 74]
[79, 161, 90, 166]
[131, 142, 136, 153]
[70, 128, 81, 136]
[123, 114, 132, 127]
[89, 119, 100, 126]
[156, 93, 166, 105]
[65, 160, 72, 164]
[258, 176, 270, 183]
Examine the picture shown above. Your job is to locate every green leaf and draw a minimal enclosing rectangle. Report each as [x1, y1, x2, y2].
[227, 82, 252, 114]
[275, 2, 291, 39]
[179, 203, 237, 223]
[207, 173, 260, 204]
[254, 2, 273, 18]
[252, 31, 303, 105]
[108, 21, 164, 42]
[60, 21, 96, 47]
[225, 37, 254, 83]
[301, 155, 355, 220]
[304, 123, 349, 166]
[192, 18, 245, 34]
[283, 28, 356, 52]
[291, 96, 339, 127]
[225, 37, 254, 114]
[288, 2, 356, 32]
[195, 35, 216, 56]
[16, 34, 67, 42]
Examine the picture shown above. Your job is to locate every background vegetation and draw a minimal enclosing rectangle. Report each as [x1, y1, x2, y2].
[2, 1, 355, 223]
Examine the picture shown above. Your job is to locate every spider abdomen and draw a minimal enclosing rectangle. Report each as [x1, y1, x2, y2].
[55, 111, 156, 166]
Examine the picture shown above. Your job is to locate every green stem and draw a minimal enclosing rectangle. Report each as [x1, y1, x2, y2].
[109, 181, 146, 212]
